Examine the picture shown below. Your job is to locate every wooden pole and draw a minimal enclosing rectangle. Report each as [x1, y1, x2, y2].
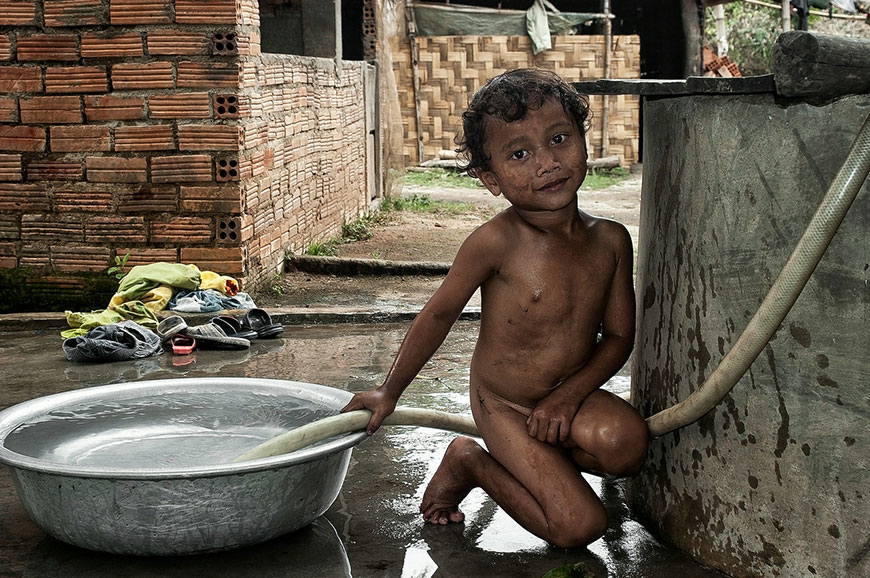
[598, 0, 611, 160]
[781, 0, 792, 31]
[405, 4, 425, 165]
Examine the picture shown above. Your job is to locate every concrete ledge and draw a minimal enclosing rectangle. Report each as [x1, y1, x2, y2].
[286, 254, 451, 276]
[572, 75, 776, 96]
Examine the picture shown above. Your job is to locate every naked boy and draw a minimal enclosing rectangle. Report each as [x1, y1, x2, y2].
[341, 68, 649, 548]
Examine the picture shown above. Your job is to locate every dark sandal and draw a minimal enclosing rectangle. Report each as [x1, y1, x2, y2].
[211, 315, 258, 340]
[240, 308, 284, 339]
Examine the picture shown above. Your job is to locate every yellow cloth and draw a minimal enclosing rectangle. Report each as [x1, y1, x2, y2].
[109, 263, 200, 311]
[199, 270, 240, 296]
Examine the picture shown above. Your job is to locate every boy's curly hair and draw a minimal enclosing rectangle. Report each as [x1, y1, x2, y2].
[456, 68, 590, 177]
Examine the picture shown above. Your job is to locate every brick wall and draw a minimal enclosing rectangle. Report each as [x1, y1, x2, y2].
[0, 0, 371, 302]
[391, 34, 641, 167]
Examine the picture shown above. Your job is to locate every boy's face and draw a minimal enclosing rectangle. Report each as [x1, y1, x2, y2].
[477, 98, 587, 213]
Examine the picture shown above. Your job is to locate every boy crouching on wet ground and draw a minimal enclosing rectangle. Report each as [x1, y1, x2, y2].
[342, 68, 649, 548]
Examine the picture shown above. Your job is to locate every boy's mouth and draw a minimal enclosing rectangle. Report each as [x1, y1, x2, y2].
[537, 177, 569, 192]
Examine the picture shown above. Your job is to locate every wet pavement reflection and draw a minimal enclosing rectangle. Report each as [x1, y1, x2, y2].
[0, 323, 726, 577]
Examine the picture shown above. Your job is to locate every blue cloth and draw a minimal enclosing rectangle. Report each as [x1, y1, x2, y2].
[168, 289, 257, 313]
[62, 321, 162, 363]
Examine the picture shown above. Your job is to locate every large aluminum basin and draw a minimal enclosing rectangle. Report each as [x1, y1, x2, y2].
[0, 377, 367, 556]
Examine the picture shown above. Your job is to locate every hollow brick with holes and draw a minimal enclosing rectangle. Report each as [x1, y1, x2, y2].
[215, 157, 240, 182]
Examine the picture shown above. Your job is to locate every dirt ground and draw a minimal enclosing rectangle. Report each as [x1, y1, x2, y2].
[252, 172, 642, 309]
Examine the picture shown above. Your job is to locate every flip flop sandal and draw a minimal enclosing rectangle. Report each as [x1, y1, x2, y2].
[170, 334, 196, 355]
[157, 315, 187, 342]
[210, 315, 258, 341]
[240, 308, 284, 339]
[186, 322, 250, 350]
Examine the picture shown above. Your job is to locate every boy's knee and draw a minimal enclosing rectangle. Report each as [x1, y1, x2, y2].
[548, 508, 607, 549]
[597, 419, 649, 477]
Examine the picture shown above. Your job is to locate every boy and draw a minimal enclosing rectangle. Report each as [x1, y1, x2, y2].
[341, 68, 648, 548]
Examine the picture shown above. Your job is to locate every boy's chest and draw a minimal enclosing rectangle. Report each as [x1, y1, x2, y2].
[486, 242, 613, 316]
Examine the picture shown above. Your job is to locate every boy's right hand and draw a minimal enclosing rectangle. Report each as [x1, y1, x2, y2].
[340, 388, 397, 435]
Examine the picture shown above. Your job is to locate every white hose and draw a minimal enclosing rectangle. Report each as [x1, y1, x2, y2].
[234, 407, 479, 462]
[645, 113, 870, 437]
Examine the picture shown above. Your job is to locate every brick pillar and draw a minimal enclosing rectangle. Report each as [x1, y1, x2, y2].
[0, 0, 258, 291]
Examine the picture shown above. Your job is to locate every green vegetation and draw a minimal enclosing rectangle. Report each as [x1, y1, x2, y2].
[106, 252, 130, 283]
[581, 166, 631, 190]
[381, 193, 476, 215]
[704, 3, 779, 76]
[403, 168, 480, 189]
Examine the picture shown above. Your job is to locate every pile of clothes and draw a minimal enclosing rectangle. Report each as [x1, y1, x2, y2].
[61, 262, 282, 363]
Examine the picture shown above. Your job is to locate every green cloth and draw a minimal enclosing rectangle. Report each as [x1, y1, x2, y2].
[112, 263, 200, 305]
[61, 301, 158, 339]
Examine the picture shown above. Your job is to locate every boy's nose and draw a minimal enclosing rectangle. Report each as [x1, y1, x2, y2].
[536, 150, 559, 175]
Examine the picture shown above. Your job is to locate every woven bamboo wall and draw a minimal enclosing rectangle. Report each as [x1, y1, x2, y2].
[391, 34, 640, 168]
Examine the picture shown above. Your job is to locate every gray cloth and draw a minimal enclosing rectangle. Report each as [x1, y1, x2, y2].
[168, 289, 256, 313]
[62, 320, 162, 363]
[412, 3, 597, 39]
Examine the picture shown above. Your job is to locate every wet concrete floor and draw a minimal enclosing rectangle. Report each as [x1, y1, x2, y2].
[0, 321, 728, 578]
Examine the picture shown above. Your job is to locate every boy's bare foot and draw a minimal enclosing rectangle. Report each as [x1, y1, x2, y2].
[420, 437, 480, 525]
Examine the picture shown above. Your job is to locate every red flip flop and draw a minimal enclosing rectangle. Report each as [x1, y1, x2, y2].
[170, 334, 196, 355]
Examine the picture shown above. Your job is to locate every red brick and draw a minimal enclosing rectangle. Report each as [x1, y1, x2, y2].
[51, 243, 111, 272]
[0, 125, 45, 151]
[148, 92, 210, 119]
[84, 215, 146, 243]
[0, 153, 20, 181]
[0, 182, 46, 210]
[21, 214, 83, 240]
[216, 215, 252, 243]
[17, 34, 79, 61]
[50, 125, 110, 152]
[0, 35, 11, 61]
[178, 125, 240, 151]
[114, 125, 174, 151]
[118, 184, 177, 213]
[177, 62, 240, 89]
[213, 94, 247, 118]
[214, 157, 239, 181]
[0, 1, 37, 25]
[150, 216, 212, 243]
[0, 97, 17, 122]
[111, 62, 173, 90]
[0, 67, 41, 93]
[115, 247, 178, 268]
[180, 246, 243, 275]
[86, 156, 146, 183]
[45, 66, 107, 94]
[81, 32, 144, 58]
[151, 154, 212, 183]
[147, 29, 209, 55]
[19, 95, 81, 124]
[175, 0, 236, 24]
[53, 183, 112, 212]
[85, 95, 145, 121]
[26, 159, 82, 181]
[180, 184, 241, 213]
[110, 0, 170, 25]
[44, 0, 105, 27]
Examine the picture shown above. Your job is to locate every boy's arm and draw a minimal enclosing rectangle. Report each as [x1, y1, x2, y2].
[527, 223, 636, 445]
[341, 224, 501, 435]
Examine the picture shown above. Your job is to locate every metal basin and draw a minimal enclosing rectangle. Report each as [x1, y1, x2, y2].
[0, 377, 367, 556]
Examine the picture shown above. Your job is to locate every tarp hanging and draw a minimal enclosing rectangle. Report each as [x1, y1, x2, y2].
[412, 3, 600, 44]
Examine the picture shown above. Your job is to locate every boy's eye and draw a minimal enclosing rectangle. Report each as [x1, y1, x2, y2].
[552, 133, 567, 145]
[511, 150, 528, 160]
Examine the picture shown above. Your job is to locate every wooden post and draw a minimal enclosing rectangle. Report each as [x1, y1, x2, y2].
[598, 0, 611, 160]
[405, 5, 425, 165]
[773, 31, 870, 99]
[781, 0, 792, 33]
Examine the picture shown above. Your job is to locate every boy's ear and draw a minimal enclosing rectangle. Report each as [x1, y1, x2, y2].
[477, 169, 501, 197]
